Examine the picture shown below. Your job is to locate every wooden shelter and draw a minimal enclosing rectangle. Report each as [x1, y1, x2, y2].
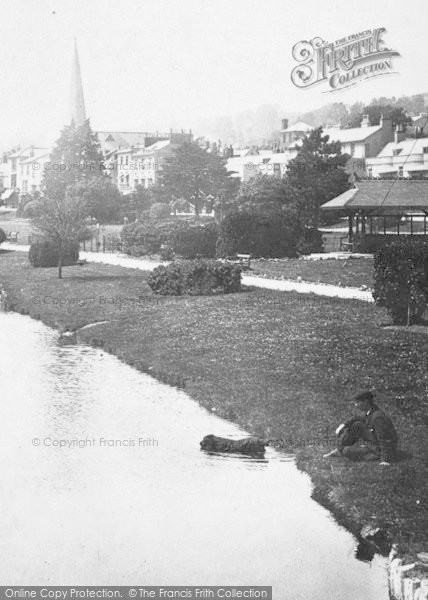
[321, 180, 428, 249]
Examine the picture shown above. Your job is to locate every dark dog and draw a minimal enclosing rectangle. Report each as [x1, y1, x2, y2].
[200, 434, 267, 455]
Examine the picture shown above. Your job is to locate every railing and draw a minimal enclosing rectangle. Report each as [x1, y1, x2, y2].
[80, 235, 124, 254]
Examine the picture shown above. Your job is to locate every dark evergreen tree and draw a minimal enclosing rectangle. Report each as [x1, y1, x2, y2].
[285, 127, 350, 227]
[43, 119, 106, 199]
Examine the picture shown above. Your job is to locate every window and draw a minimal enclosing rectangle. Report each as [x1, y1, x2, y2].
[120, 156, 124, 165]
[22, 180, 28, 193]
[368, 167, 373, 179]
[125, 155, 129, 166]
[393, 149, 402, 156]
[423, 147, 428, 154]
[27, 165, 30, 175]
[12, 159, 17, 171]
[398, 166, 404, 178]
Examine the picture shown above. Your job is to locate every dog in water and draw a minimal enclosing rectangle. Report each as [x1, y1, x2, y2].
[200, 434, 267, 455]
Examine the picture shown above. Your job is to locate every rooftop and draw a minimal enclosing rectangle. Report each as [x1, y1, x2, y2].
[322, 180, 428, 211]
[376, 138, 428, 158]
[324, 124, 382, 144]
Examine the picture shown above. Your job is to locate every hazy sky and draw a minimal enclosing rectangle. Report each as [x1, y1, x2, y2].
[0, 0, 426, 149]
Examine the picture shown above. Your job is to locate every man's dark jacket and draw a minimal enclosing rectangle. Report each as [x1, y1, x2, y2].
[345, 404, 398, 462]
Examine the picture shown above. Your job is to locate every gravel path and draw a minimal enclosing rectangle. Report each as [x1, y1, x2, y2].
[2, 244, 374, 302]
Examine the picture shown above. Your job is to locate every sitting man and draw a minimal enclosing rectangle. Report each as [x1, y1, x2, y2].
[323, 390, 398, 465]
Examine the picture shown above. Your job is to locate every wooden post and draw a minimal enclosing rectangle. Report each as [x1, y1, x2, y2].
[348, 214, 354, 243]
[410, 214, 414, 236]
[424, 214, 427, 235]
[383, 216, 387, 235]
[361, 213, 366, 236]
[397, 216, 400, 235]
[369, 216, 373, 234]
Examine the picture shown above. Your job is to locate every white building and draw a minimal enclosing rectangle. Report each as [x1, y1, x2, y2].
[0, 147, 50, 195]
[366, 137, 428, 179]
[115, 135, 192, 194]
[18, 148, 51, 194]
[324, 115, 394, 160]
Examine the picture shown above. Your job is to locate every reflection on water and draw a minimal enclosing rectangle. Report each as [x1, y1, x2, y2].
[0, 312, 388, 598]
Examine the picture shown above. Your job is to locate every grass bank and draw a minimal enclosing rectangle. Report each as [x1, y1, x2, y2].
[0, 251, 426, 560]
[251, 257, 374, 289]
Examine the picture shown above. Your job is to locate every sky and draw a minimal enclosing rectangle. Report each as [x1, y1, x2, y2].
[0, 0, 427, 149]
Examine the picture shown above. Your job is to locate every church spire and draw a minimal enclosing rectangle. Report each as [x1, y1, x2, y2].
[70, 40, 86, 126]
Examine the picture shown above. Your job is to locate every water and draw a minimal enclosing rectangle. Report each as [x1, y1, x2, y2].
[0, 312, 389, 599]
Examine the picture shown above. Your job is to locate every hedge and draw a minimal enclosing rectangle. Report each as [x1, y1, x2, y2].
[355, 234, 428, 254]
[28, 240, 80, 268]
[216, 210, 302, 258]
[121, 220, 218, 258]
[0, 228, 6, 245]
[297, 227, 324, 255]
[373, 239, 428, 324]
[147, 259, 241, 296]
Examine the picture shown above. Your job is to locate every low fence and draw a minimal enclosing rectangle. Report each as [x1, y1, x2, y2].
[80, 235, 124, 254]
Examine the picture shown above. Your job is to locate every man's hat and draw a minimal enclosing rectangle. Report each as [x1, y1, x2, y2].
[353, 390, 374, 403]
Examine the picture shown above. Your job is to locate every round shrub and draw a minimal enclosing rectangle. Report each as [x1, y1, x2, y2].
[22, 200, 41, 218]
[160, 244, 174, 260]
[147, 259, 241, 296]
[28, 240, 80, 268]
[150, 203, 171, 221]
[0, 228, 6, 245]
[373, 240, 428, 324]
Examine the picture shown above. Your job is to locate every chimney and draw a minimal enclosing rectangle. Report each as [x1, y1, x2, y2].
[361, 114, 371, 128]
[394, 124, 406, 144]
[281, 118, 288, 130]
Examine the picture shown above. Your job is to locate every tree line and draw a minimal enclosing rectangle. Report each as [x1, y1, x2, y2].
[28, 119, 350, 277]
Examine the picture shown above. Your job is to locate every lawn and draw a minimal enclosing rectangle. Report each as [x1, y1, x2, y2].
[0, 251, 426, 561]
[251, 257, 374, 289]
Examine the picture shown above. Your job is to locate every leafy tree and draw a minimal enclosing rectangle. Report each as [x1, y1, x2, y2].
[234, 175, 292, 214]
[300, 102, 348, 128]
[347, 101, 365, 128]
[31, 191, 90, 278]
[155, 142, 235, 219]
[349, 104, 411, 129]
[43, 120, 105, 199]
[128, 184, 154, 218]
[285, 127, 350, 227]
[70, 176, 122, 223]
[211, 176, 240, 222]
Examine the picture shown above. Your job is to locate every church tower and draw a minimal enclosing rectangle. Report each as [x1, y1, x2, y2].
[70, 40, 86, 126]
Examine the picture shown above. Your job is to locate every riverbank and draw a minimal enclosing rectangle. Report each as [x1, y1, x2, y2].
[0, 252, 426, 561]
